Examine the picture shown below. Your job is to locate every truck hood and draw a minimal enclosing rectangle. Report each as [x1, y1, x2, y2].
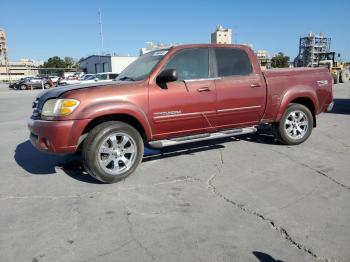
[33, 80, 134, 113]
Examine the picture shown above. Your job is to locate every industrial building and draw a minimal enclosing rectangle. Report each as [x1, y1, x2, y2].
[211, 25, 232, 44]
[294, 32, 331, 67]
[79, 55, 137, 74]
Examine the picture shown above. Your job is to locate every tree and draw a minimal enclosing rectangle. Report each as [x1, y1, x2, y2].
[42, 56, 66, 68]
[271, 52, 290, 68]
[42, 56, 78, 68]
[63, 57, 78, 68]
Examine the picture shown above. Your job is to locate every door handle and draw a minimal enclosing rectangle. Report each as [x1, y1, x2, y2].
[197, 87, 211, 92]
[250, 83, 261, 88]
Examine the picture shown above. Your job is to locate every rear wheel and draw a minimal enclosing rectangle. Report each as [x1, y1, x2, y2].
[20, 84, 27, 90]
[44, 83, 51, 89]
[82, 121, 144, 183]
[340, 69, 350, 83]
[275, 104, 313, 145]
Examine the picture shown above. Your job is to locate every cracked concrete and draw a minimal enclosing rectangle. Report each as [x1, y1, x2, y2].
[206, 157, 323, 261]
[0, 83, 350, 262]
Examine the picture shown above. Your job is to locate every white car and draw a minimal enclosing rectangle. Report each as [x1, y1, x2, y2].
[59, 72, 119, 85]
[80, 74, 94, 80]
[81, 72, 119, 83]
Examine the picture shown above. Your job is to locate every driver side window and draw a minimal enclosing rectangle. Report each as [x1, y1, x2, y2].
[164, 48, 209, 80]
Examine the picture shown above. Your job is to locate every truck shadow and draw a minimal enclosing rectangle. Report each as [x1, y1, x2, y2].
[14, 140, 101, 184]
[15, 133, 278, 183]
[252, 251, 284, 262]
[327, 98, 350, 115]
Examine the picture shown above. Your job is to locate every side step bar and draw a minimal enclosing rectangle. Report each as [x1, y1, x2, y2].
[148, 127, 257, 148]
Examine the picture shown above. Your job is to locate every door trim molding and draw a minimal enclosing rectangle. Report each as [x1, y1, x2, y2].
[217, 105, 262, 113]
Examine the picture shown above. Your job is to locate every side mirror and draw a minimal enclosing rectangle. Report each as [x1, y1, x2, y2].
[94, 77, 99, 81]
[156, 69, 177, 85]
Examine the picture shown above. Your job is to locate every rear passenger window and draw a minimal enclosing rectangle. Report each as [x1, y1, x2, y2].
[165, 48, 209, 80]
[215, 48, 252, 77]
[109, 74, 118, 79]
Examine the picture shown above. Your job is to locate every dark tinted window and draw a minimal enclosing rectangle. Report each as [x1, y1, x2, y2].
[109, 73, 118, 79]
[165, 48, 209, 80]
[215, 48, 252, 76]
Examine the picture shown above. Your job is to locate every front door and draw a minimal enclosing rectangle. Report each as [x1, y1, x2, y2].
[149, 48, 217, 140]
[214, 47, 266, 129]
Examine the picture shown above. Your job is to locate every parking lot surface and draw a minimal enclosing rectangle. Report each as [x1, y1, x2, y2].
[0, 83, 349, 262]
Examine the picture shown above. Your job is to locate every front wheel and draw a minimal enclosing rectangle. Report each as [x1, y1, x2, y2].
[82, 121, 144, 183]
[275, 104, 313, 145]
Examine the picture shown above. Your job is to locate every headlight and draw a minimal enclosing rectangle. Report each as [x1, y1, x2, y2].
[42, 99, 80, 117]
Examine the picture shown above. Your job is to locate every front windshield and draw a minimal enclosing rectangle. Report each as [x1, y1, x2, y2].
[117, 50, 168, 81]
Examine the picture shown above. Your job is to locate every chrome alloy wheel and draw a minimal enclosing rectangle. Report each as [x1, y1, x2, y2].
[284, 110, 309, 140]
[97, 132, 137, 176]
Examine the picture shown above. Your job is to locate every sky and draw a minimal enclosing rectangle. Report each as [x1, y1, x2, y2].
[1, 0, 350, 62]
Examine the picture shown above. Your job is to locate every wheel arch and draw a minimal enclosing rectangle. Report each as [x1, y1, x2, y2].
[78, 113, 150, 149]
[276, 88, 318, 128]
[289, 97, 317, 127]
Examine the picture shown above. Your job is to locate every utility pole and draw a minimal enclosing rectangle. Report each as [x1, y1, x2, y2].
[98, 9, 104, 55]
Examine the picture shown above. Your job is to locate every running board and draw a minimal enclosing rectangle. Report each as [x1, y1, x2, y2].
[148, 127, 257, 148]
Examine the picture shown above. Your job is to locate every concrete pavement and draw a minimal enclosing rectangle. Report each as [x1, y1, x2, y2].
[0, 82, 349, 262]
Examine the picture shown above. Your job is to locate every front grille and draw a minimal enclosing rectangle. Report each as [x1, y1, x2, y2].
[32, 98, 40, 118]
[30, 132, 38, 141]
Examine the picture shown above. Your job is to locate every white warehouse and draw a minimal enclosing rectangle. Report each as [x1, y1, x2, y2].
[79, 55, 137, 74]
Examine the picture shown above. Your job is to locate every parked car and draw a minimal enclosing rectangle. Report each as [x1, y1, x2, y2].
[48, 76, 60, 84]
[9, 77, 30, 89]
[82, 72, 119, 83]
[15, 77, 54, 90]
[58, 77, 80, 86]
[28, 44, 333, 183]
[80, 74, 94, 81]
[58, 72, 118, 85]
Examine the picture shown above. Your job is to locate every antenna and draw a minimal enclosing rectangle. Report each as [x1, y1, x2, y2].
[98, 9, 104, 55]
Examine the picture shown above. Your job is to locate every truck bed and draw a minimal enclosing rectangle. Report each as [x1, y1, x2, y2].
[261, 67, 333, 121]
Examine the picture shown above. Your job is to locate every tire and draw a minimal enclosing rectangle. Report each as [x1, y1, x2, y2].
[333, 72, 339, 84]
[82, 121, 144, 183]
[340, 69, 350, 83]
[44, 83, 51, 89]
[275, 104, 313, 145]
[20, 84, 27, 90]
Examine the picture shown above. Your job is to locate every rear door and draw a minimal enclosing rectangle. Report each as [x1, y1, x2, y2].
[214, 47, 266, 129]
[148, 48, 217, 140]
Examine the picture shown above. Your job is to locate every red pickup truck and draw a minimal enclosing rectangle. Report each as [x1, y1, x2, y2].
[28, 44, 333, 183]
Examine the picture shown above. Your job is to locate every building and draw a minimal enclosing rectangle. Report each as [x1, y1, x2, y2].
[0, 28, 8, 65]
[294, 32, 331, 67]
[0, 28, 10, 81]
[79, 55, 137, 74]
[0, 59, 41, 81]
[211, 25, 232, 44]
[255, 50, 271, 69]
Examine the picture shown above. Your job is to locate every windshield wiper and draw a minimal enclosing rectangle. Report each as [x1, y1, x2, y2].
[118, 76, 136, 81]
